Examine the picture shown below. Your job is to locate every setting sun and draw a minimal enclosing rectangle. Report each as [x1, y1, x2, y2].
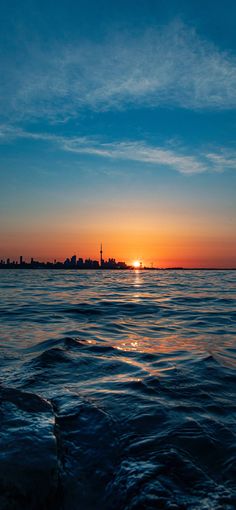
[133, 260, 141, 268]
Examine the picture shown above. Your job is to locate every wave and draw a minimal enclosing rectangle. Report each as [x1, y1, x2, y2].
[0, 270, 236, 509]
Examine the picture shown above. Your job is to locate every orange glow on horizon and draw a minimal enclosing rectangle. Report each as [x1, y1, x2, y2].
[1, 204, 236, 268]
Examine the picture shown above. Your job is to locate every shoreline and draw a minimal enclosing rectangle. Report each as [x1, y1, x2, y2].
[0, 267, 235, 271]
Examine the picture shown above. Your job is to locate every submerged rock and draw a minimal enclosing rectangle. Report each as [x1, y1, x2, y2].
[0, 387, 58, 510]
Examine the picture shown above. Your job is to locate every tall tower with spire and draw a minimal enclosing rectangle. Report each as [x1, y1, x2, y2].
[100, 243, 103, 268]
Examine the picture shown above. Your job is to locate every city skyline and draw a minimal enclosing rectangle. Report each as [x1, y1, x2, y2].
[0, 246, 129, 269]
[0, 1, 236, 268]
[1, 245, 236, 270]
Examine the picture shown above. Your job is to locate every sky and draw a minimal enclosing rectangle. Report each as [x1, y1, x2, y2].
[0, 0, 236, 267]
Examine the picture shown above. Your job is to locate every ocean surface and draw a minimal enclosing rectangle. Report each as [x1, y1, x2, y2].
[0, 269, 236, 510]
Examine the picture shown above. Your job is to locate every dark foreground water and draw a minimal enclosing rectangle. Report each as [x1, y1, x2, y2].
[0, 270, 236, 510]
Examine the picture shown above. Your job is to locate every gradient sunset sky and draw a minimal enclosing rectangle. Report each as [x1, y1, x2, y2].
[0, 0, 236, 267]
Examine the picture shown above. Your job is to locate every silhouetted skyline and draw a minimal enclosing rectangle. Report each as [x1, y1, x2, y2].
[1, 251, 235, 271]
[0, 250, 128, 270]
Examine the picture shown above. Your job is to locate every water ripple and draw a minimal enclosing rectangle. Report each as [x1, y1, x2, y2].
[0, 269, 235, 509]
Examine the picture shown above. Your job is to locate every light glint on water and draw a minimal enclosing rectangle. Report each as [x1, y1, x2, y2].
[0, 269, 236, 510]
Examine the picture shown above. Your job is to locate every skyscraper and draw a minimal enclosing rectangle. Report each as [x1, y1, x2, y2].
[71, 255, 77, 266]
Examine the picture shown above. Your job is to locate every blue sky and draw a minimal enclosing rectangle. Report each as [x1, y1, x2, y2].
[0, 0, 236, 266]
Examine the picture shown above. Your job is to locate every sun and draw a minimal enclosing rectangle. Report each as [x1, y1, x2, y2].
[133, 260, 141, 268]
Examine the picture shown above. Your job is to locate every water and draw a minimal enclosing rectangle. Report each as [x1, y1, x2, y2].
[0, 269, 236, 510]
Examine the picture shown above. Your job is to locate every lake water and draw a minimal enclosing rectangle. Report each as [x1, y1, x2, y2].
[0, 270, 236, 509]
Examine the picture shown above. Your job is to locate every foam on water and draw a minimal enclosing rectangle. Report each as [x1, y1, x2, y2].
[0, 269, 236, 509]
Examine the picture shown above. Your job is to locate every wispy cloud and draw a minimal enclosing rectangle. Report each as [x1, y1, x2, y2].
[63, 139, 208, 175]
[1, 21, 236, 121]
[206, 151, 236, 169]
[1, 125, 235, 175]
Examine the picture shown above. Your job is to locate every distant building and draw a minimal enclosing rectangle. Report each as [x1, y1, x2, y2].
[117, 261, 127, 269]
[104, 258, 117, 269]
[71, 255, 77, 266]
[77, 258, 83, 268]
[85, 258, 93, 268]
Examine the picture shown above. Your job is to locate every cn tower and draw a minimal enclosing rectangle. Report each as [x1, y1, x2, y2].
[100, 243, 103, 267]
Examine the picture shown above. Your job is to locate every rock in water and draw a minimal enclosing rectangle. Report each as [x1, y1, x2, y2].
[0, 387, 58, 510]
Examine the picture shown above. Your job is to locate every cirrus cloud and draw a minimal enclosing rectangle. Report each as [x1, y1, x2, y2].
[1, 21, 236, 121]
[1, 125, 235, 175]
